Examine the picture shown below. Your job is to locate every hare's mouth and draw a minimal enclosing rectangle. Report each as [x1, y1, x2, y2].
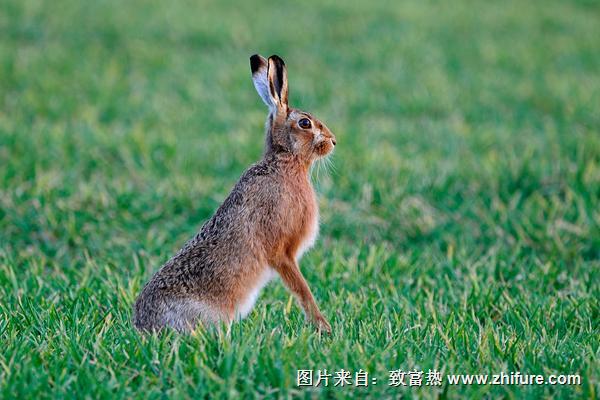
[314, 140, 335, 157]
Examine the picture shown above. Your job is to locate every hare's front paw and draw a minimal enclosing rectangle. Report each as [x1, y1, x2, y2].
[311, 313, 332, 334]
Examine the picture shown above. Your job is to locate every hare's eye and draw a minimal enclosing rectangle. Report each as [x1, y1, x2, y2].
[298, 118, 312, 129]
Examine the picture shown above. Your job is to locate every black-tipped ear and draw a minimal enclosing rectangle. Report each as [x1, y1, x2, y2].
[267, 55, 288, 109]
[250, 54, 274, 110]
[250, 54, 264, 75]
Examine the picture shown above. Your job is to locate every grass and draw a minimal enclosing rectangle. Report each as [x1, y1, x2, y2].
[0, 0, 599, 398]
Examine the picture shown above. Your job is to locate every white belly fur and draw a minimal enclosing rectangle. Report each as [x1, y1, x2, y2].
[235, 267, 276, 319]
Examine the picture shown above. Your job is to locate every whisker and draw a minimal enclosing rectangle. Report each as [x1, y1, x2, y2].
[316, 157, 322, 183]
[324, 155, 336, 176]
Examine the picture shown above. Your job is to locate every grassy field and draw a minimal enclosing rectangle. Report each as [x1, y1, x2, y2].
[1, 0, 599, 398]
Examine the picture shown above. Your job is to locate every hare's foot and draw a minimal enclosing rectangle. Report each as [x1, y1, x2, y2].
[310, 312, 332, 334]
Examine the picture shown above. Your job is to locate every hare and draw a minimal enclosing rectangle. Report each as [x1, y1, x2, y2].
[132, 54, 336, 334]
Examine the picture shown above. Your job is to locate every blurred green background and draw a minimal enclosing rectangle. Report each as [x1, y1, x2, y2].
[0, 0, 598, 398]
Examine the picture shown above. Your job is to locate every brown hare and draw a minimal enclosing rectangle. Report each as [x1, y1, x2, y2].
[133, 54, 336, 333]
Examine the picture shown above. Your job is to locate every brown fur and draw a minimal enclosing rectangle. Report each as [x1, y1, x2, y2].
[132, 54, 335, 333]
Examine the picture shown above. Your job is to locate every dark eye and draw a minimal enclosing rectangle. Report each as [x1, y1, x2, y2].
[298, 118, 312, 129]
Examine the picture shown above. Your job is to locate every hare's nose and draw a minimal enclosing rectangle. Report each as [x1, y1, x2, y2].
[331, 138, 337, 146]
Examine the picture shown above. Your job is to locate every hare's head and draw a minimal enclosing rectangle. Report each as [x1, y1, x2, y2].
[250, 54, 336, 163]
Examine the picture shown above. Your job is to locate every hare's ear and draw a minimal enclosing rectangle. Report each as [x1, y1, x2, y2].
[250, 54, 275, 111]
[267, 55, 288, 111]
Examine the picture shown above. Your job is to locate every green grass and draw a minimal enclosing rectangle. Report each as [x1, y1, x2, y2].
[1, 0, 599, 398]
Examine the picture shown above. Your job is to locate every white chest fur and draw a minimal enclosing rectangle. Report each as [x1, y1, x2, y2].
[296, 209, 319, 261]
[235, 267, 276, 319]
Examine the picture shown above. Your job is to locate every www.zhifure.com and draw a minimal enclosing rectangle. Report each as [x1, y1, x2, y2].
[296, 369, 582, 387]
